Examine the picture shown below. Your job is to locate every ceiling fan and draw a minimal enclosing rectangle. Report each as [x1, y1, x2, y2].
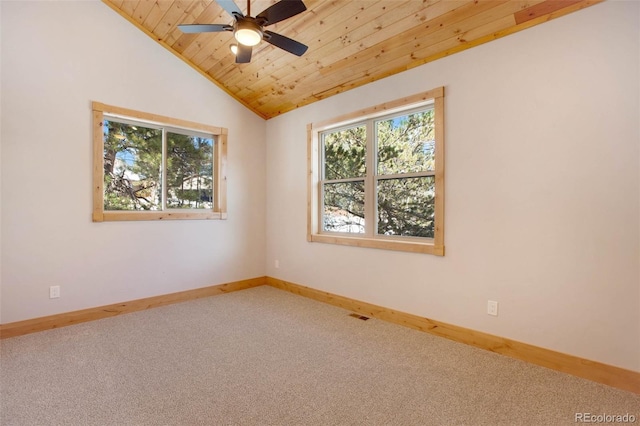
[178, 0, 308, 64]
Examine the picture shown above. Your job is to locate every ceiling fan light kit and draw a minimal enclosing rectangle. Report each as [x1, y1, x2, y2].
[234, 19, 262, 46]
[178, 0, 308, 64]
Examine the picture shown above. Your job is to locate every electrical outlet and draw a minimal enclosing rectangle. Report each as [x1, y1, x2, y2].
[275, 260, 280, 269]
[50, 286, 60, 299]
[487, 300, 498, 316]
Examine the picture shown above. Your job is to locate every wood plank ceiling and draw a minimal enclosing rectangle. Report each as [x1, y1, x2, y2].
[103, 0, 602, 119]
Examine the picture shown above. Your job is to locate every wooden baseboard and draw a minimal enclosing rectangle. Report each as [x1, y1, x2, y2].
[3, 275, 637, 394]
[266, 276, 640, 394]
[0, 277, 267, 339]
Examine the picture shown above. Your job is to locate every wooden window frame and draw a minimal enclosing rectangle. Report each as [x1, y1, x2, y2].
[307, 87, 445, 255]
[92, 102, 227, 222]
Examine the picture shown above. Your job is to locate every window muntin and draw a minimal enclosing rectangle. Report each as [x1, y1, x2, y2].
[308, 87, 444, 255]
[93, 102, 227, 222]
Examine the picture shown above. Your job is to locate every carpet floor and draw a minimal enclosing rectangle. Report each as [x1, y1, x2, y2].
[1, 285, 638, 425]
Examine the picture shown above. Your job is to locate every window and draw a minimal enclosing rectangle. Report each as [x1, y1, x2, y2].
[92, 102, 227, 222]
[307, 88, 444, 255]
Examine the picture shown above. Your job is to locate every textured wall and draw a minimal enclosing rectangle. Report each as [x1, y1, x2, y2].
[0, 1, 266, 322]
[265, 1, 640, 371]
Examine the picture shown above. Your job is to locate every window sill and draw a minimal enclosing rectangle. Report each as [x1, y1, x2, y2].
[310, 234, 444, 256]
[94, 211, 227, 222]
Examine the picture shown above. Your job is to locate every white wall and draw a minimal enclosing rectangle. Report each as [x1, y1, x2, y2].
[0, 1, 266, 323]
[2, 0, 638, 374]
[266, 1, 640, 372]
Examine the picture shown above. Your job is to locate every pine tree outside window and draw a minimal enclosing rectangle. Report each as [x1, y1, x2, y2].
[92, 102, 227, 222]
[308, 88, 444, 255]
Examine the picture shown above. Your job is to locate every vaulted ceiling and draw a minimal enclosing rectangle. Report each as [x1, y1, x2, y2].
[103, 0, 601, 119]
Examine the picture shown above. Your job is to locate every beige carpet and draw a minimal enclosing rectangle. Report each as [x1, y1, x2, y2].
[1, 286, 638, 425]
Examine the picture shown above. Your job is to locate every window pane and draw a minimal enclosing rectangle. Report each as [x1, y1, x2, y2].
[166, 133, 214, 209]
[103, 120, 162, 211]
[377, 176, 435, 238]
[323, 125, 366, 180]
[323, 181, 365, 233]
[377, 109, 435, 175]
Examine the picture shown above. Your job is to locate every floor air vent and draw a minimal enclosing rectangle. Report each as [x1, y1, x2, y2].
[349, 313, 370, 321]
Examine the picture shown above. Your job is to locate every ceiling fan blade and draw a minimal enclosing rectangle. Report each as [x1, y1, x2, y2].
[257, 0, 306, 26]
[178, 24, 233, 33]
[216, 0, 243, 18]
[264, 31, 308, 56]
[235, 44, 252, 63]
